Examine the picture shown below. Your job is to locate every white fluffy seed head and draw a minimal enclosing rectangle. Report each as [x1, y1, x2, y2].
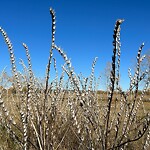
[0, 100, 3, 105]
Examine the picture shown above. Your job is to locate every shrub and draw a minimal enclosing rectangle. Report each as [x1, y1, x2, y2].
[0, 7, 150, 150]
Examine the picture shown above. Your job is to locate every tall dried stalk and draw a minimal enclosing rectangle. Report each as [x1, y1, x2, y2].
[104, 19, 124, 150]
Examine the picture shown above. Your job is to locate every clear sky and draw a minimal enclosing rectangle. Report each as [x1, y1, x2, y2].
[0, 0, 150, 90]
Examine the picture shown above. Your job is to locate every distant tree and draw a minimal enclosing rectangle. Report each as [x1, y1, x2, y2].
[103, 61, 111, 91]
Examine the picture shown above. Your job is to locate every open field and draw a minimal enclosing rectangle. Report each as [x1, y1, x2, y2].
[0, 89, 150, 149]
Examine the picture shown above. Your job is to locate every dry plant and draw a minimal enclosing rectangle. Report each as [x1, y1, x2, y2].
[0, 7, 150, 150]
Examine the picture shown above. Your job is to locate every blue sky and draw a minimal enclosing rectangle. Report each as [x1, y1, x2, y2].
[0, 0, 150, 90]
